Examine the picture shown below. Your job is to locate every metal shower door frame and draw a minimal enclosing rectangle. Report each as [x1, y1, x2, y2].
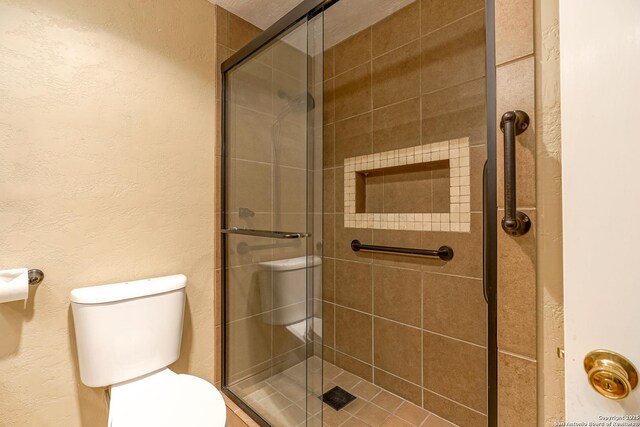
[220, 1, 499, 425]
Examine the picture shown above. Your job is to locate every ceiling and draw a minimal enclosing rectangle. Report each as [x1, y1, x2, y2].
[210, 0, 414, 47]
[211, 0, 301, 30]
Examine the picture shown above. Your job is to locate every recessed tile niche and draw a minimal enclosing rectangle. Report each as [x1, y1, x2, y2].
[344, 138, 471, 232]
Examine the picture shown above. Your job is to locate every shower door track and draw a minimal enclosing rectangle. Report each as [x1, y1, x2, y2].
[220, 1, 499, 426]
[221, 0, 339, 74]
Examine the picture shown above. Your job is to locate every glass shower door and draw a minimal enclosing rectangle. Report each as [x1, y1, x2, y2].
[222, 12, 323, 427]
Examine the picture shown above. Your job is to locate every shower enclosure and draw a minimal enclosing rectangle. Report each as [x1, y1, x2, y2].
[221, 0, 497, 425]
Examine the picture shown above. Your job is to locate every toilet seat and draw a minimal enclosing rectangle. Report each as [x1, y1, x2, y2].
[109, 368, 227, 427]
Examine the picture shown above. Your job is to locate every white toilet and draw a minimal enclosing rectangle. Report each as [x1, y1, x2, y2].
[70, 275, 227, 427]
[258, 256, 323, 341]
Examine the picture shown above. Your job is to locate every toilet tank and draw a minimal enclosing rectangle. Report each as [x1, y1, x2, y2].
[258, 256, 322, 325]
[70, 275, 186, 388]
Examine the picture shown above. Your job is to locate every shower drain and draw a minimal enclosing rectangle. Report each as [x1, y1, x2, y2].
[320, 386, 356, 411]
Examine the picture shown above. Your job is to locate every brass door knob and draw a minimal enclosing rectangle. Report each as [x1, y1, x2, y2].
[584, 350, 638, 400]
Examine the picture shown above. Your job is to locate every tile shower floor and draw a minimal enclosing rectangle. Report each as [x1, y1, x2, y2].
[236, 356, 457, 427]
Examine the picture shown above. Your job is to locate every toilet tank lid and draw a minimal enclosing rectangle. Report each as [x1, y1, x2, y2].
[70, 274, 187, 305]
[258, 256, 322, 271]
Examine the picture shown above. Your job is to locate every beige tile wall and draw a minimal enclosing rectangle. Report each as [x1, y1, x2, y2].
[323, 1, 490, 425]
[494, 0, 538, 425]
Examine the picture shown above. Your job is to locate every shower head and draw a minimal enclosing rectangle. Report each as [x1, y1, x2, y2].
[277, 90, 316, 113]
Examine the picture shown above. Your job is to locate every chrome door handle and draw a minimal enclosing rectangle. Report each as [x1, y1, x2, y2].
[499, 110, 531, 236]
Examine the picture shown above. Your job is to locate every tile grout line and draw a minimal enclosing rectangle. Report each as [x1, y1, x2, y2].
[495, 52, 535, 69]
[498, 349, 537, 363]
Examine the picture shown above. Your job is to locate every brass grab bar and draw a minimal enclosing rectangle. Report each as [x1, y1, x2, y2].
[221, 227, 310, 239]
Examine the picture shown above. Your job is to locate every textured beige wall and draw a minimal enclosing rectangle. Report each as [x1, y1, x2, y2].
[534, 0, 565, 424]
[0, 0, 217, 426]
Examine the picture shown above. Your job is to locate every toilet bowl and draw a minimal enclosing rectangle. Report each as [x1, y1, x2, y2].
[70, 275, 227, 427]
[108, 368, 225, 427]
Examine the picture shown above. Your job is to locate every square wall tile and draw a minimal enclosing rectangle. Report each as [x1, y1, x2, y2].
[229, 59, 273, 115]
[324, 47, 335, 80]
[323, 213, 335, 258]
[423, 332, 487, 413]
[324, 167, 335, 213]
[227, 316, 272, 379]
[335, 306, 373, 363]
[420, 0, 484, 34]
[335, 113, 372, 165]
[334, 213, 373, 262]
[498, 352, 536, 426]
[372, 1, 420, 57]
[421, 213, 483, 278]
[495, 0, 533, 65]
[335, 63, 372, 121]
[231, 106, 274, 162]
[335, 260, 373, 313]
[324, 124, 335, 167]
[373, 40, 420, 109]
[371, 229, 424, 271]
[423, 272, 487, 346]
[421, 78, 486, 147]
[373, 265, 421, 327]
[334, 28, 372, 75]
[227, 264, 269, 321]
[497, 208, 537, 359]
[229, 158, 272, 213]
[323, 257, 335, 302]
[373, 98, 421, 153]
[374, 318, 422, 385]
[420, 10, 486, 94]
[324, 302, 335, 348]
[272, 39, 307, 81]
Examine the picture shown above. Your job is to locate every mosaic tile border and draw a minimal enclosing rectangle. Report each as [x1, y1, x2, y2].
[344, 138, 471, 232]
